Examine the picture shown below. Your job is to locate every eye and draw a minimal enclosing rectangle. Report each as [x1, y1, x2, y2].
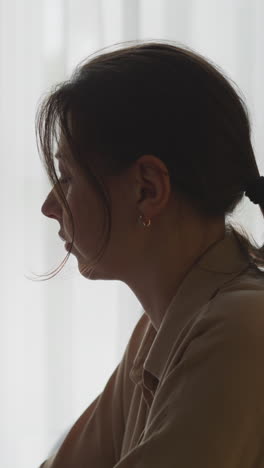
[59, 177, 71, 184]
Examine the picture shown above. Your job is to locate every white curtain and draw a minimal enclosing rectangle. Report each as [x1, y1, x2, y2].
[1, 1, 263, 467]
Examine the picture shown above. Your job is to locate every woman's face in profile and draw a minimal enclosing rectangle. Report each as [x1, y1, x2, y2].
[41, 136, 107, 274]
[40, 135, 141, 280]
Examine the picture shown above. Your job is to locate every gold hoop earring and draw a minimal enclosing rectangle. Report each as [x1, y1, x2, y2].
[138, 214, 151, 227]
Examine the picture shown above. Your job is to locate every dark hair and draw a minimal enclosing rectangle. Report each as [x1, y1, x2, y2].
[30, 39, 264, 281]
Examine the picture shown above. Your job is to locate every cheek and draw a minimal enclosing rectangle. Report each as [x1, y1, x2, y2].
[68, 195, 103, 244]
[60, 191, 77, 236]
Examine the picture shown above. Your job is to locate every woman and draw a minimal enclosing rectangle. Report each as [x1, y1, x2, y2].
[38, 40, 264, 467]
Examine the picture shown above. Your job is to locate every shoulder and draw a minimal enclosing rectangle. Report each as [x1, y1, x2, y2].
[209, 289, 264, 327]
[194, 289, 264, 353]
[164, 289, 264, 388]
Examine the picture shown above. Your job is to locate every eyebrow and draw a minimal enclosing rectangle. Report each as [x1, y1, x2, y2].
[55, 151, 73, 172]
[55, 152, 68, 165]
[55, 151, 70, 164]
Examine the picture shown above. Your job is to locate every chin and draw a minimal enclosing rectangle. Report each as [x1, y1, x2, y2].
[78, 262, 118, 281]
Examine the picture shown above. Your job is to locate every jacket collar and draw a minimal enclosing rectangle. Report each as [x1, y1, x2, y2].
[129, 226, 251, 387]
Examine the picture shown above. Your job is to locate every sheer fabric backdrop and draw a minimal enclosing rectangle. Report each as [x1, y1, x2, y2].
[0, 0, 263, 467]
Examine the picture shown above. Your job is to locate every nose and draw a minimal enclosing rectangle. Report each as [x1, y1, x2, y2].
[41, 188, 61, 221]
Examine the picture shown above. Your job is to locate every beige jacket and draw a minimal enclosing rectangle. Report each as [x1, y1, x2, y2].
[39, 227, 264, 467]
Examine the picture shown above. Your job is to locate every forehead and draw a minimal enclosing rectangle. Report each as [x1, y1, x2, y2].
[55, 151, 68, 171]
[55, 132, 70, 155]
[55, 138, 68, 160]
[54, 141, 80, 175]
[54, 139, 73, 166]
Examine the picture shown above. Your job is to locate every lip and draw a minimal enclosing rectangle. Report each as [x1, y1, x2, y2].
[65, 242, 71, 250]
[59, 231, 66, 242]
